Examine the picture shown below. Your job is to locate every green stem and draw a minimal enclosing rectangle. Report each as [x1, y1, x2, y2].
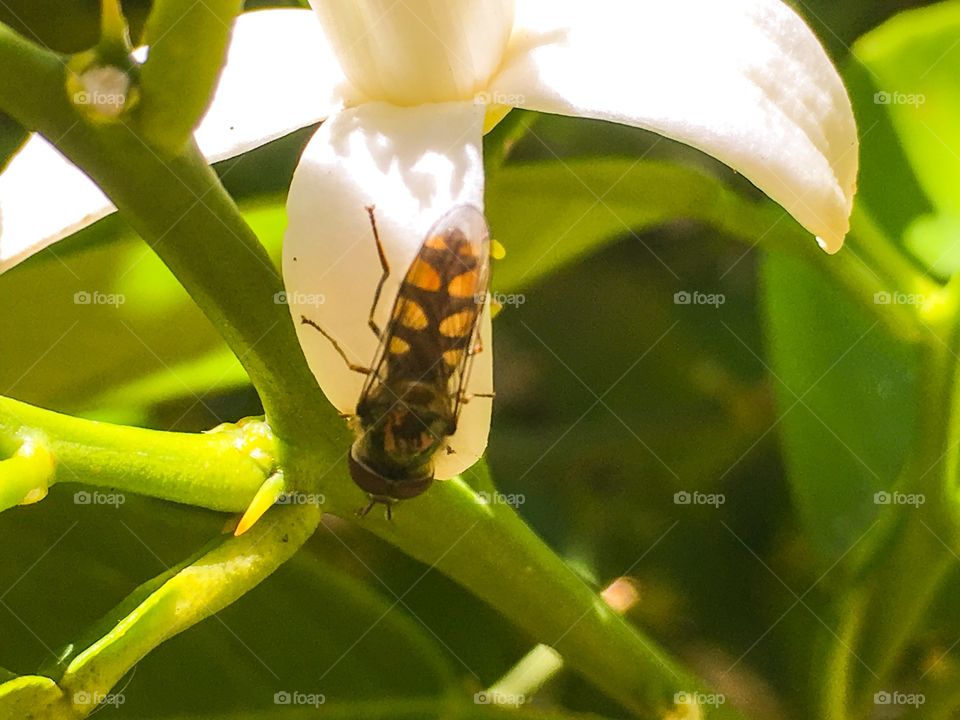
[136, 0, 244, 154]
[0, 396, 271, 511]
[819, 591, 867, 720]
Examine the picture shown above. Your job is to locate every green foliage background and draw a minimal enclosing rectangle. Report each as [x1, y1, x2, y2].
[1, 1, 957, 718]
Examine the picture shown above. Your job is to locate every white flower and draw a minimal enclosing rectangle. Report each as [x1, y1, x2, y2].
[0, 1, 858, 478]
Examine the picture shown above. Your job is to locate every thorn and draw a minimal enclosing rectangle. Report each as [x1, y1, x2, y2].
[235, 472, 285, 536]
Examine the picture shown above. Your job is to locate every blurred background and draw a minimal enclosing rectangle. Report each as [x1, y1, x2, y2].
[0, 1, 947, 718]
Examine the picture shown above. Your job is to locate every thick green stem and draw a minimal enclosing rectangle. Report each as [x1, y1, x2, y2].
[0, 396, 271, 511]
[136, 0, 244, 154]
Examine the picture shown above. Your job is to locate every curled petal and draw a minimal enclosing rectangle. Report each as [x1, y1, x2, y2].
[310, 0, 514, 105]
[283, 101, 491, 478]
[0, 8, 340, 273]
[491, 0, 858, 251]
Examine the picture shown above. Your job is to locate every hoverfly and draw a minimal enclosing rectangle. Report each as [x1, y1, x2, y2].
[301, 204, 493, 517]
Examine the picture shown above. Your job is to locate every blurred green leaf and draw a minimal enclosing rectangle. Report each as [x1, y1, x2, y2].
[851, 0, 960, 275]
[164, 700, 618, 719]
[0, 203, 286, 423]
[761, 251, 918, 562]
[0, 493, 458, 717]
[487, 158, 810, 294]
[905, 212, 960, 277]
[855, 1, 960, 217]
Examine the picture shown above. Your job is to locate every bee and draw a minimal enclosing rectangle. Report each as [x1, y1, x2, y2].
[301, 204, 493, 518]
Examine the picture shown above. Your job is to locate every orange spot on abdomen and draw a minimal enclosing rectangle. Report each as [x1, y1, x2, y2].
[406, 258, 442, 291]
[393, 300, 429, 330]
[448, 270, 478, 298]
[440, 309, 476, 338]
[424, 234, 448, 250]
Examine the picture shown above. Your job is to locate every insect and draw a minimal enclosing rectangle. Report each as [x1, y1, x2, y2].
[301, 204, 493, 518]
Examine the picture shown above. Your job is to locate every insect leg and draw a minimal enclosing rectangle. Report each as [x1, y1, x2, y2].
[355, 497, 394, 521]
[365, 205, 391, 339]
[300, 315, 372, 375]
[458, 390, 496, 404]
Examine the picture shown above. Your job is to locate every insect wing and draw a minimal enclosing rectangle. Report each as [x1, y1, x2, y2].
[431, 207, 491, 424]
[357, 206, 491, 422]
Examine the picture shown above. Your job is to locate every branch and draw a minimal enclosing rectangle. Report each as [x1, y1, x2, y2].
[0, 396, 270, 512]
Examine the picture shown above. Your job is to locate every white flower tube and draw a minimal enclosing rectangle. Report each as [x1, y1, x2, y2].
[283, 101, 492, 478]
[309, 0, 515, 104]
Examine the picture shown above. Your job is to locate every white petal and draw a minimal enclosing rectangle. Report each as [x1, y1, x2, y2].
[195, 8, 348, 161]
[0, 135, 114, 273]
[491, 0, 858, 251]
[0, 8, 342, 274]
[310, 0, 514, 105]
[283, 101, 491, 479]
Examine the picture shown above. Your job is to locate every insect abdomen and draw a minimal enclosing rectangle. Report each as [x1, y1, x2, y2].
[385, 229, 483, 385]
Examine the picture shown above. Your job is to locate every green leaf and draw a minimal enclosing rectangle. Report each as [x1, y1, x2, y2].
[136, 0, 244, 154]
[0, 202, 287, 418]
[855, 1, 960, 217]
[0, 492, 459, 717]
[905, 212, 960, 278]
[761, 251, 918, 562]
[851, 0, 960, 275]
[486, 158, 811, 293]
